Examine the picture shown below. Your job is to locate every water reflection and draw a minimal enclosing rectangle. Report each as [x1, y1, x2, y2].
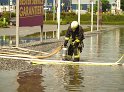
[83, 28, 124, 63]
[64, 65, 84, 91]
[119, 28, 124, 55]
[17, 69, 45, 92]
[96, 34, 102, 57]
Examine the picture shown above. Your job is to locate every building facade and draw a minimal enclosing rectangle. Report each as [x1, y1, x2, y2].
[0, 0, 16, 12]
[0, 0, 121, 13]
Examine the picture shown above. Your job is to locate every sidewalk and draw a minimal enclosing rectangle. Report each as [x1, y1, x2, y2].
[0, 24, 90, 36]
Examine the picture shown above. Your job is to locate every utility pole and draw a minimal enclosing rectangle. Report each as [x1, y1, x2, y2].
[8, 0, 10, 19]
[45, 0, 47, 21]
[53, 0, 55, 21]
[57, 0, 60, 40]
[91, 0, 94, 32]
[70, 0, 72, 11]
[78, 0, 81, 25]
[97, 0, 100, 31]
[9, 0, 13, 19]
[16, 0, 19, 47]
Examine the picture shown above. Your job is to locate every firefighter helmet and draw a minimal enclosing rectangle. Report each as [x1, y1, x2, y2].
[71, 21, 79, 29]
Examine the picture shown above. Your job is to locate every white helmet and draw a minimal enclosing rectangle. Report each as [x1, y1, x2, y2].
[71, 21, 79, 29]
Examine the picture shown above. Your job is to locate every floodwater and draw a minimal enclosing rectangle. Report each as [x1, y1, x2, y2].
[0, 27, 124, 92]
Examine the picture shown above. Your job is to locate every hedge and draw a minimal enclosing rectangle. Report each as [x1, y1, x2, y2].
[0, 12, 124, 28]
[43, 12, 124, 24]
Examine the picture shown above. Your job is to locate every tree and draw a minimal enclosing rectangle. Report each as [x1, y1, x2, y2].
[121, 0, 124, 11]
[101, 0, 110, 12]
[94, 0, 110, 12]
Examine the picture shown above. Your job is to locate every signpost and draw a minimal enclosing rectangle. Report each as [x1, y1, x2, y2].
[19, 0, 44, 26]
[16, 0, 44, 47]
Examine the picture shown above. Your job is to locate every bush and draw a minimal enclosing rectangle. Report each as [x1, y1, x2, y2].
[11, 12, 16, 17]
[0, 21, 4, 27]
[1, 12, 10, 22]
[0, 21, 8, 28]
[102, 14, 124, 22]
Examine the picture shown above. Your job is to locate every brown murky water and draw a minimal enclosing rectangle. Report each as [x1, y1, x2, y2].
[0, 27, 124, 92]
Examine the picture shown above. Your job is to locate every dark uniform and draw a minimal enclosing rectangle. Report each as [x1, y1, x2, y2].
[64, 25, 85, 62]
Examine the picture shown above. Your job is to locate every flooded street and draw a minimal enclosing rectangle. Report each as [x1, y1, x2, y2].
[0, 27, 124, 92]
[82, 27, 124, 63]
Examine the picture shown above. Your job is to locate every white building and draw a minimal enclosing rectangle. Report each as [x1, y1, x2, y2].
[111, 0, 122, 14]
[0, 5, 16, 13]
[71, 0, 121, 14]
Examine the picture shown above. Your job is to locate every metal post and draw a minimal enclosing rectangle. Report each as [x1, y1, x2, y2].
[45, 32, 47, 40]
[10, 0, 13, 19]
[91, 0, 94, 32]
[78, 0, 81, 25]
[45, 0, 47, 21]
[40, 25, 43, 42]
[53, 0, 55, 21]
[70, 0, 72, 11]
[16, 0, 19, 47]
[97, 0, 100, 31]
[8, 0, 10, 19]
[57, 0, 60, 40]
[53, 31, 55, 38]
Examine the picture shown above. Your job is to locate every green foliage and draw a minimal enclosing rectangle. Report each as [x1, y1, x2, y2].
[61, 12, 77, 22]
[121, 0, 124, 11]
[101, 0, 110, 12]
[11, 12, 16, 17]
[102, 22, 124, 25]
[45, 11, 54, 20]
[0, 21, 4, 27]
[1, 12, 10, 22]
[94, 1, 98, 12]
[0, 21, 8, 27]
[43, 20, 57, 24]
[44, 12, 124, 25]
[102, 15, 124, 22]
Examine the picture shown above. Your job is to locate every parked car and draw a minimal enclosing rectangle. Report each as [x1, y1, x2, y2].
[9, 17, 16, 26]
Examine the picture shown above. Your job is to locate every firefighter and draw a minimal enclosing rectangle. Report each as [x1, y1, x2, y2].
[63, 21, 85, 62]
